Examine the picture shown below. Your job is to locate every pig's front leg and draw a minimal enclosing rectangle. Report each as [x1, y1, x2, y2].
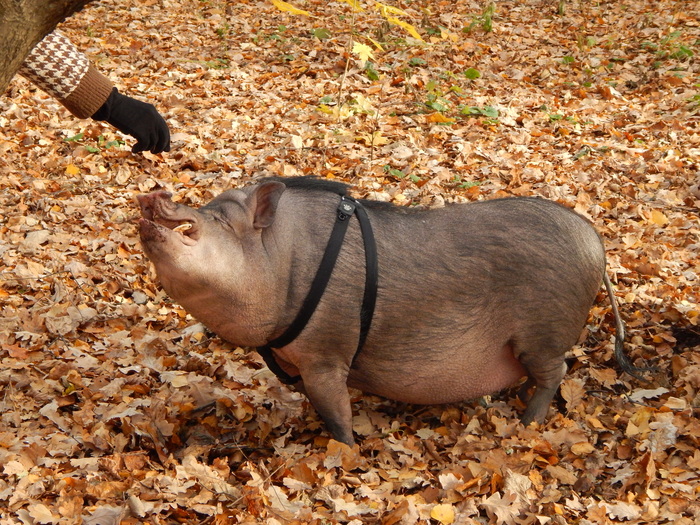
[299, 365, 355, 446]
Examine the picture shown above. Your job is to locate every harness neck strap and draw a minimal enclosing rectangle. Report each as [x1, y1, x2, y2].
[257, 195, 378, 385]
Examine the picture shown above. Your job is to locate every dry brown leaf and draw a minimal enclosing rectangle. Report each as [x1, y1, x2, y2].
[0, 0, 698, 522]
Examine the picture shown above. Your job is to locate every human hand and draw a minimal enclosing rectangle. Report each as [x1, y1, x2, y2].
[92, 88, 170, 154]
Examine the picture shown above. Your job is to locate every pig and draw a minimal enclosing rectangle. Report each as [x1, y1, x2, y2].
[137, 176, 641, 446]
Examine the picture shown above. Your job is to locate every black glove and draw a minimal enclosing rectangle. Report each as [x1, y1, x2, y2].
[92, 88, 170, 154]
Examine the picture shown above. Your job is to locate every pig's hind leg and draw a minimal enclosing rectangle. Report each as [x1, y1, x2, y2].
[299, 366, 356, 446]
[515, 342, 568, 426]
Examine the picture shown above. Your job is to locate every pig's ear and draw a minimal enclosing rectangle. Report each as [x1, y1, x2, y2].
[248, 181, 285, 229]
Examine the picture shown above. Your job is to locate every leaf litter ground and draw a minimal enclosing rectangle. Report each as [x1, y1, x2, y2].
[0, 0, 699, 523]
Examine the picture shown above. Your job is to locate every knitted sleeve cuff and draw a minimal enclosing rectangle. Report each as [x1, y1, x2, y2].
[62, 64, 115, 118]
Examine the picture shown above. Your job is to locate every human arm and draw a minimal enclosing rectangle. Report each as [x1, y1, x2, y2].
[18, 30, 170, 153]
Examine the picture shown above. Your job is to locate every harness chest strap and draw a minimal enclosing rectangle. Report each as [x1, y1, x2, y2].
[256, 195, 378, 385]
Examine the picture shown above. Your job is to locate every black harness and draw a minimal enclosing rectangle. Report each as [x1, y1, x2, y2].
[256, 195, 378, 384]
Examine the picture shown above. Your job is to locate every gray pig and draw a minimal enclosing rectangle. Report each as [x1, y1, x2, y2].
[137, 177, 638, 445]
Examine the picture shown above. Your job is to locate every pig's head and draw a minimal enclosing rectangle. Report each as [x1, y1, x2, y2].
[137, 182, 286, 345]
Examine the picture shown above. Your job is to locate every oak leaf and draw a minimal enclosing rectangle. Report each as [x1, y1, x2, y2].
[481, 491, 520, 525]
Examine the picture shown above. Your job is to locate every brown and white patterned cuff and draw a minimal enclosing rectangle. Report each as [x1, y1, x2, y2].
[63, 64, 114, 118]
[18, 30, 114, 119]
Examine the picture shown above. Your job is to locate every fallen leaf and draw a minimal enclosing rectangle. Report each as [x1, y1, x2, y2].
[427, 112, 456, 124]
[352, 41, 374, 63]
[481, 492, 520, 525]
[430, 503, 455, 524]
[649, 209, 669, 226]
[28, 503, 59, 525]
[560, 378, 586, 413]
[269, 0, 310, 16]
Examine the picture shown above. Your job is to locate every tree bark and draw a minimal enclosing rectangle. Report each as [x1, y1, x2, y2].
[0, 0, 94, 93]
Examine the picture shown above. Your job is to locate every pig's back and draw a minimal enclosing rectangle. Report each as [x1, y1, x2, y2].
[347, 197, 605, 404]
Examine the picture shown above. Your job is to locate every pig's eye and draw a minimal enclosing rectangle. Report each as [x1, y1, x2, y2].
[211, 212, 237, 231]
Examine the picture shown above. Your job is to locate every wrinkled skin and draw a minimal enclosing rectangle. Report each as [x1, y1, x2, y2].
[138, 177, 609, 446]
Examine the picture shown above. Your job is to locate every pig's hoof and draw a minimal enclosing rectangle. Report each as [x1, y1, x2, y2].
[519, 407, 546, 428]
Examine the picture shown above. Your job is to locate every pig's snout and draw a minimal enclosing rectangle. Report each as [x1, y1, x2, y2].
[137, 191, 174, 221]
[136, 191, 200, 243]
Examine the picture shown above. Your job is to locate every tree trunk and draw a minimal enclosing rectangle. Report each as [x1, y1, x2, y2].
[0, 0, 94, 93]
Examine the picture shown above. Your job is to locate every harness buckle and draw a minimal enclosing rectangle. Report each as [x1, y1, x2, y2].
[337, 197, 356, 221]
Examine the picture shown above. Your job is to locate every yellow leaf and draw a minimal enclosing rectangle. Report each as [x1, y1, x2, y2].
[570, 441, 595, 455]
[365, 35, 385, 52]
[427, 113, 455, 124]
[324, 105, 354, 120]
[374, 1, 408, 17]
[356, 131, 389, 146]
[352, 41, 375, 62]
[353, 93, 375, 114]
[340, 0, 364, 11]
[649, 209, 669, 226]
[385, 15, 423, 41]
[269, 0, 311, 16]
[439, 28, 459, 43]
[430, 503, 455, 524]
[65, 164, 80, 176]
[374, 0, 423, 41]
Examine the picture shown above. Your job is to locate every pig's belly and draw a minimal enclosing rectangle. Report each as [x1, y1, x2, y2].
[348, 342, 527, 405]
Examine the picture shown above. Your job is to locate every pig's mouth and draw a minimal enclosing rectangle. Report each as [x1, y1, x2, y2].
[137, 191, 200, 246]
[138, 218, 198, 247]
